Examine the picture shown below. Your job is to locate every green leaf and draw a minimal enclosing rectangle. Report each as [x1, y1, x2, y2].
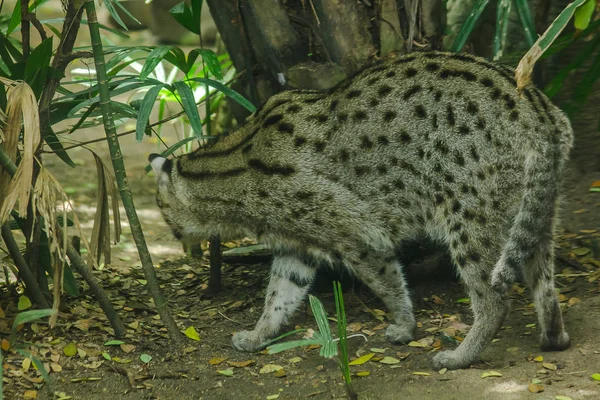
[15, 350, 52, 388]
[544, 35, 600, 97]
[103, 0, 140, 31]
[170, 2, 200, 34]
[140, 354, 152, 363]
[11, 309, 55, 344]
[184, 326, 201, 341]
[188, 78, 256, 113]
[217, 368, 234, 376]
[514, 0, 537, 47]
[173, 81, 203, 138]
[574, 0, 596, 30]
[591, 373, 600, 381]
[539, 0, 589, 50]
[450, 0, 491, 52]
[63, 264, 80, 297]
[492, 0, 512, 61]
[141, 46, 176, 79]
[197, 49, 223, 80]
[267, 338, 325, 354]
[102, 352, 112, 361]
[6, 0, 22, 36]
[17, 295, 32, 311]
[43, 128, 75, 167]
[136, 84, 168, 142]
[104, 340, 125, 346]
[25, 37, 53, 97]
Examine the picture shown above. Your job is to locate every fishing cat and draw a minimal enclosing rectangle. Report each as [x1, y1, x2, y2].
[149, 51, 572, 370]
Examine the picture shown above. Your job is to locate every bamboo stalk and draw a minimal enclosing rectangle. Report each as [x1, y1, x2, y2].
[82, 0, 182, 344]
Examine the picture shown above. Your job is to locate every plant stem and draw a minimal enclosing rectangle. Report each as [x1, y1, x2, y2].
[83, 0, 182, 345]
[1, 224, 49, 309]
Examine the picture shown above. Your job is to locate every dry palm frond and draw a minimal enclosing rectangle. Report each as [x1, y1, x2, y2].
[89, 152, 121, 267]
[0, 78, 41, 225]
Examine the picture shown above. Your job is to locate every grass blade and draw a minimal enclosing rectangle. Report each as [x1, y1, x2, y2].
[141, 46, 175, 79]
[10, 309, 55, 344]
[514, 0, 537, 47]
[173, 81, 203, 138]
[136, 84, 168, 142]
[493, 0, 512, 61]
[188, 77, 256, 112]
[450, 0, 491, 52]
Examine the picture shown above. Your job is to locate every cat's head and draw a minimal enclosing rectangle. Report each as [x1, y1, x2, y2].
[149, 153, 188, 241]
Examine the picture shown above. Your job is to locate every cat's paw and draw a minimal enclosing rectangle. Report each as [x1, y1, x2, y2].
[232, 330, 267, 352]
[432, 350, 474, 370]
[541, 330, 570, 351]
[385, 324, 414, 344]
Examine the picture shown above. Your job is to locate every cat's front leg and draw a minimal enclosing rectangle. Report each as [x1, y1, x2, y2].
[232, 254, 317, 352]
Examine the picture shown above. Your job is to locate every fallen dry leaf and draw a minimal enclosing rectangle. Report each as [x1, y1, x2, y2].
[260, 364, 283, 374]
[349, 353, 374, 366]
[481, 371, 503, 378]
[528, 383, 544, 393]
[209, 357, 226, 365]
[227, 360, 254, 368]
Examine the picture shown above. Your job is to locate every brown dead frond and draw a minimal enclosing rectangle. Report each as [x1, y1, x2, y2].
[89, 151, 121, 267]
[0, 78, 41, 225]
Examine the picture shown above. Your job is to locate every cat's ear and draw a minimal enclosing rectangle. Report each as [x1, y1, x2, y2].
[148, 154, 172, 181]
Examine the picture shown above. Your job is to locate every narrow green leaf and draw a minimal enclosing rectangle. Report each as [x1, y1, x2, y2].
[309, 295, 333, 343]
[24, 37, 53, 96]
[104, 340, 125, 346]
[141, 46, 175, 79]
[187, 77, 256, 112]
[10, 309, 55, 344]
[267, 339, 324, 354]
[40, 18, 130, 38]
[173, 81, 203, 138]
[111, 0, 142, 28]
[162, 47, 188, 72]
[7, 0, 22, 35]
[574, 0, 596, 30]
[450, 0, 491, 52]
[514, 0, 537, 47]
[43, 128, 75, 167]
[544, 35, 600, 97]
[493, 0, 512, 61]
[15, 350, 52, 388]
[136, 84, 168, 142]
[197, 49, 223, 80]
[539, 0, 589, 49]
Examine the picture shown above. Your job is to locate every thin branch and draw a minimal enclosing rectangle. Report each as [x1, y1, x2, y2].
[23, 13, 48, 42]
[1, 224, 50, 308]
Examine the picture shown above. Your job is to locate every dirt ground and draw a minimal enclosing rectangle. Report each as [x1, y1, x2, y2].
[2, 13, 600, 399]
[0, 103, 598, 400]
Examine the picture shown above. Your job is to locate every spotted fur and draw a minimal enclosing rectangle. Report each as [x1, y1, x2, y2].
[150, 51, 572, 370]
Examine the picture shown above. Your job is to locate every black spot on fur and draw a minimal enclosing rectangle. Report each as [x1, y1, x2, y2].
[378, 85, 393, 97]
[295, 191, 314, 200]
[444, 174, 454, 183]
[361, 135, 373, 149]
[432, 113, 439, 129]
[476, 118, 486, 129]
[338, 113, 348, 122]
[389, 156, 398, 166]
[400, 131, 412, 143]
[354, 110, 368, 121]
[509, 111, 519, 121]
[377, 164, 388, 174]
[477, 215, 487, 225]
[403, 85, 422, 100]
[450, 222, 462, 232]
[329, 100, 338, 111]
[459, 125, 470, 135]
[347, 90, 362, 99]
[434, 139, 449, 155]
[470, 146, 480, 161]
[386, 70, 396, 78]
[503, 94, 516, 109]
[468, 252, 481, 262]
[452, 200, 462, 214]
[426, 63, 440, 72]
[248, 159, 295, 176]
[477, 171, 486, 180]
[367, 76, 380, 85]
[405, 68, 418, 77]
[294, 136, 307, 147]
[314, 141, 326, 152]
[454, 152, 465, 166]
[480, 77, 494, 87]
[263, 114, 284, 127]
[258, 190, 269, 198]
[460, 232, 469, 244]
[417, 148, 425, 159]
[415, 105, 427, 119]
[369, 98, 380, 107]
[383, 111, 397, 122]
[378, 135, 390, 145]
[242, 144, 253, 154]
[287, 104, 301, 113]
[491, 88, 501, 100]
[435, 194, 445, 204]
[466, 101, 478, 115]
[464, 209, 475, 220]
[446, 104, 455, 126]
[434, 90, 442, 102]
[340, 149, 350, 162]
[393, 179, 405, 190]
[278, 122, 294, 133]
[354, 166, 369, 176]
[311, 114, 329, 123]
